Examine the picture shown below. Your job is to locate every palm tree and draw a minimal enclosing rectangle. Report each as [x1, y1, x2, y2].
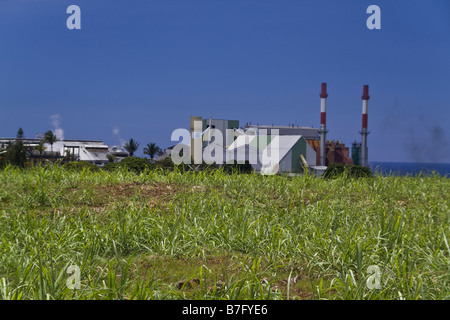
[123, 138, 140, 157]
[44, 130, 59, 152]
[35, 140, 46, 156]
[143, 143, 161, 160]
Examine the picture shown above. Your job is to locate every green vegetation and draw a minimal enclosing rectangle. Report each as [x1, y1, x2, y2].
[2, 128, 28, 168]
[0, 165, 448, 300]
[123, 139, 140, 157]
[104, 157, 154, 173]
[323, 163, 373, 179]
[106, 153, 117, 163]
[43, 130, 59, 152]
[222, 161, 254, 174]
[62, 161, 100, 172]
[143, 143, 162, 160]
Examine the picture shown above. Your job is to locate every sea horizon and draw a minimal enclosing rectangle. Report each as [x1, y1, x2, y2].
[369, 161, 450, 177]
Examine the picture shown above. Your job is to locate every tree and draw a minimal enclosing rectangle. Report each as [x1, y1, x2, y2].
[44, 130, 59, 152]
[6, 128, 28, 168]
[123, 138, 140, 157]
[143, 143, 161, 160]
[64, 149, 75, 161]
[35, 141, 46, 156]
[17, 128, 24, 140]
[106, 153, 117, 163]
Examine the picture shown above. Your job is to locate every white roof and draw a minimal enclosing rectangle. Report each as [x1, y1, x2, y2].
[227, 135, 303, 163]
[225, 135, 306, 175]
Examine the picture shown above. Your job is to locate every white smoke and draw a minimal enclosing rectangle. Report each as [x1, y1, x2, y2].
[50, 114, 64, 141]
[113, 127, 125, 147]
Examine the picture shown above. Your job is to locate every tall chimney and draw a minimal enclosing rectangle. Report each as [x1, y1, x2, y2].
[360, 85, 370, 167]
[319, 83, 328, 166]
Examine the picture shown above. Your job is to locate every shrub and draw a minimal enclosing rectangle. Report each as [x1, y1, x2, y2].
[222, 161, 254, 174]
[104, 157, 155, 174]
[154, 157, 178, 170]
[102, 162, 122, 171]
[323, 163, 372, 179]
[155, 157, 222, 172]
[62, 161, 99, 171]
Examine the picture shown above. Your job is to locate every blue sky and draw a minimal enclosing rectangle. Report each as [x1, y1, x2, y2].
[1, 0, 449, 162]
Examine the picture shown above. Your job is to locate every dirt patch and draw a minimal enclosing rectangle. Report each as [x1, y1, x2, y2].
[92, 182, 211, 209]
[133, 254, 316, 299]
[61, 182, 212, 214]
[98, 182, 181, 199]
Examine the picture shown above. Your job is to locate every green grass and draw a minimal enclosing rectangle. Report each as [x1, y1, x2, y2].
[0, 164, 448, 299]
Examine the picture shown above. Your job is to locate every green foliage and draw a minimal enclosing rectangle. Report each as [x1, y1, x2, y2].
[2, 128, 28, 168]
[323, 163, 372, 179]
[106, 153, 117, 163]
[16, 128, 24, 140]
[62, 161, 99, 171]
[43, 130, 58, 151]
[154, 157, 219, 173]
[0, 165, 448, 300]
[103, 161, 122, 171]
[104, 157, 154, 174]
[154, 157, 176, 169]
[34, 141, 46, 155]
[143, 143, 161, 160]
[123, 139, 140, 157]
[222, 161, 254, 174]
[6, 142, 28, 168]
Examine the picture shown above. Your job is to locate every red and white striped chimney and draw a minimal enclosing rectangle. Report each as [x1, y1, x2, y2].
[360, 85, 370, 167]
[319, 83, 328, 166]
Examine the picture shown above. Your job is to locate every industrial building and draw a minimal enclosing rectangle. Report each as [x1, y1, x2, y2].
[185, 82, 371, 174]
[1, 83, 370, 174]
[0, 137, 127, 166]
[189, 116, 321, 174]
[226, 134, 317, 174]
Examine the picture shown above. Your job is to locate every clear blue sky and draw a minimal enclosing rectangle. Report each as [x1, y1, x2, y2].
[1, 0, 449, 162]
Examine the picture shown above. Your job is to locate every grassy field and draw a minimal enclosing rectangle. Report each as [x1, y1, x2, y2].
[0, 165, 448, 300]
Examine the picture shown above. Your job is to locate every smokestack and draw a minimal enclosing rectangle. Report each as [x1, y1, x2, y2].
[360, 85, 370, 167]
[319, 83, 328, 166]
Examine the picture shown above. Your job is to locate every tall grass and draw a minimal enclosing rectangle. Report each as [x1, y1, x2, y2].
[0, 164, 448, 299]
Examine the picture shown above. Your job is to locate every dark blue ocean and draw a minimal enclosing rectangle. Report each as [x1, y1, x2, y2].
[370, 162, 450, 177]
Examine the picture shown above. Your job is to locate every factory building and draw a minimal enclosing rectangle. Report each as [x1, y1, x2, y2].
[244, 124, 319, 140]
[225, 134, 317, 173]
[202, 118, 240, 148]
[0, 137, 127, 166]
[307, 139, 353, 166]
[187, 82, 370, 174]
[189, 116, 319, 174]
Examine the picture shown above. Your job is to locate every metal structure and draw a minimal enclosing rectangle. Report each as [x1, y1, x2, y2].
[360, 85, 370, 167]
[244, 124, 318, 140]
[319, 83, 328, 166]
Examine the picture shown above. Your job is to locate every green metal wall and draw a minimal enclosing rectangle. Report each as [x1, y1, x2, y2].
[290, 139, 306, 173]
